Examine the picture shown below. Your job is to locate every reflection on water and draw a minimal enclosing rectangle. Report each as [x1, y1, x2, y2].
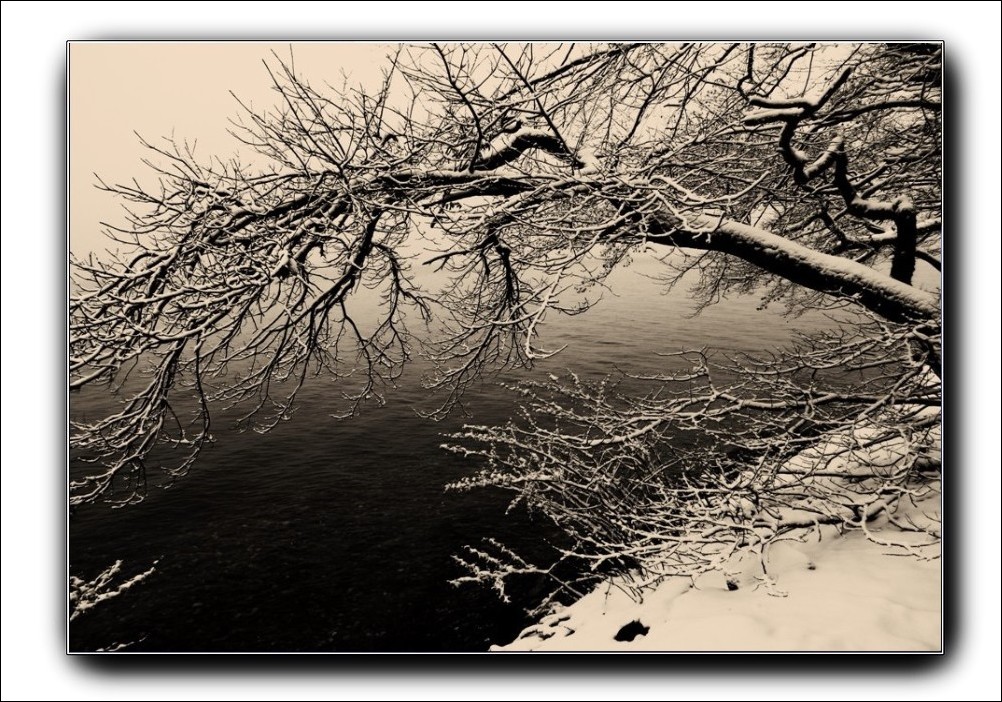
[69, 259, 838, 651]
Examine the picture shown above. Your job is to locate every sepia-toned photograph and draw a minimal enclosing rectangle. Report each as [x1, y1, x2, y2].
[68, 41, 942, 653]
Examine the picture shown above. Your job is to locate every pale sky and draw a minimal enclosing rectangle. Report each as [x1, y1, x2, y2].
[68, 42, 860, 257]
[69, 43, 396, 255]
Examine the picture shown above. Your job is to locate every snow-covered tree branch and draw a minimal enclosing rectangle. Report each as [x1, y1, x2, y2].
[70, 41, 941, 606]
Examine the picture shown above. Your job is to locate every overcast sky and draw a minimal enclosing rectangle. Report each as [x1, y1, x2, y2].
[70, 43, 394, 254]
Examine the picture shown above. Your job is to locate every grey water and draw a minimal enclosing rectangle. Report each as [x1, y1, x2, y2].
[68, 257, 834, 652]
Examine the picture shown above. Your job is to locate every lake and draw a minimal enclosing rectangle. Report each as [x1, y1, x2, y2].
[68, 256, 837, 652]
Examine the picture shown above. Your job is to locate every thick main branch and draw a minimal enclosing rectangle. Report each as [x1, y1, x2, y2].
[647, 215, 939, 324]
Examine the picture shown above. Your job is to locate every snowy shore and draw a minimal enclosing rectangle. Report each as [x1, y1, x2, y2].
[496, 480, 940, 651]
[495, 419, 942, 652]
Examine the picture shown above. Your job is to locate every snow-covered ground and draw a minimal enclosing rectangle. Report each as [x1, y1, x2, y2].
[497, 480, 940, 652]
[496, 421, 942, 652]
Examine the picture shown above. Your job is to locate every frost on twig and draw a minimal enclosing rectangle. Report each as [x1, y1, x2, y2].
[70, 43, 940, 506]
[69, 559, 159, 622]
[447, 327, 940, 603]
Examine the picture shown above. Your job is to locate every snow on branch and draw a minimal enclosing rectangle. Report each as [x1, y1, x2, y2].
[70, 559, 159, 621]
[651, 215, 939, 324]
[742, 54, 938, 287]
[447, 342, 941, 603]
[70, 43, 941, 510]
[474, 127, 586, 172]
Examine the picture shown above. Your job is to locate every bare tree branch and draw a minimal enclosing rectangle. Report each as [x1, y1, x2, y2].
[71, 40, 941, 599]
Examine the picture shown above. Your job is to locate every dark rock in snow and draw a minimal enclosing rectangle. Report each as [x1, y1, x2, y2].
[614, 620, 650, 642]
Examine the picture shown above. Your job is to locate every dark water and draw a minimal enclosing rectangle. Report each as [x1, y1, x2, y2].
[69, 259, 833, 652]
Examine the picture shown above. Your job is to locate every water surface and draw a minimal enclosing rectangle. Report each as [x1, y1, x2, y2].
[69, 258, 834, 651]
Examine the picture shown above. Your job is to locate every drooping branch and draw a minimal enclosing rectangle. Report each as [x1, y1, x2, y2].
[447, 332, 941, 598]
[382, 114, 939, 327]
[70, 42, 942, 509]
[647, 215, 939, 324]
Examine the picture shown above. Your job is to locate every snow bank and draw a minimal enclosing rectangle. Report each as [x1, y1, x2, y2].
[495, 417, 941, 652]
[496, 484, 940, 651]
